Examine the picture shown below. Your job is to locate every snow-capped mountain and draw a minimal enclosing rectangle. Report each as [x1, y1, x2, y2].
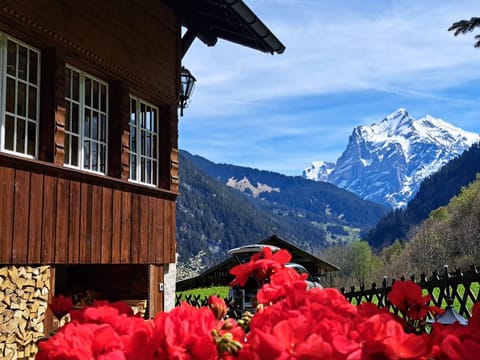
[303, 109, 480, 208]
[302, 161, 335, 182]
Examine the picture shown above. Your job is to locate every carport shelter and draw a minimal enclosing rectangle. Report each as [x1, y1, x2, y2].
[176, 235, 339, 291]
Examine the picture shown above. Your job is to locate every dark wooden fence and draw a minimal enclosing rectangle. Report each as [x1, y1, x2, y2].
[340, 265, 480, 319]
[177, 265, 480, 319]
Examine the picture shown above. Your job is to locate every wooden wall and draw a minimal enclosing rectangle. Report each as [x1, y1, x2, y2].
[0, 0, 179, 102]
[0, 154, 176, 266]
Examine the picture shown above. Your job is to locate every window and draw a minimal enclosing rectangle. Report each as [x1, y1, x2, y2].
[0, 34, 40, 157]
[129, 96, 158, 185]
[65, 65, 108, 173]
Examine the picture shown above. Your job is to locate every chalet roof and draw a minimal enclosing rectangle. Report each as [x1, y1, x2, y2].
[165, 0, 285, 55]
[176, 235, 339, 291]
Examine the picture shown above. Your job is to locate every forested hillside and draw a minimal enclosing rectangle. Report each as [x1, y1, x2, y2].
[381, 173, 480, 276]
[364, 142, 480, 248]
[182, 150, 387, 236]
[176, 151, 329, 268]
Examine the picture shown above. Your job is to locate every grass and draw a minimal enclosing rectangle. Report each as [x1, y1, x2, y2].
[424, 282, 480, 314]
[176, 286, 229, 301]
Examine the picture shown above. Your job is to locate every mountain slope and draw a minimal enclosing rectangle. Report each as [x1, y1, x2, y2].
[176, 151, 332, 267]
[180, 150, 388, 241]
[364, 142, 480, 248]
[304, 109, 480, 208]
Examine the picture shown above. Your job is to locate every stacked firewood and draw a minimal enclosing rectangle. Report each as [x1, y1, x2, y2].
[0, 265, 51, 359]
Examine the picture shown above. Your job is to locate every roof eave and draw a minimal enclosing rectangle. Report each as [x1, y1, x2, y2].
[224, 0, 285, 54]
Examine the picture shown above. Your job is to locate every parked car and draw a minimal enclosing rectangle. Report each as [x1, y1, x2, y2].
[227, 244, 322, 317]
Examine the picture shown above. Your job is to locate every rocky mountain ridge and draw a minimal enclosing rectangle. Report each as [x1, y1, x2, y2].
[303, 109, 480, 208]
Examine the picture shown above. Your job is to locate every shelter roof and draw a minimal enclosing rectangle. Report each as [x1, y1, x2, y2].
[165, 0, 285, 54]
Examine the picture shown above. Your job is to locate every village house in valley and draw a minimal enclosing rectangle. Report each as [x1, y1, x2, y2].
[0, 0, 284, 357]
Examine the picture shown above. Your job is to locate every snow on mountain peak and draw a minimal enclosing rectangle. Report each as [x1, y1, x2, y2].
[302, 161, 335, 181]
[303, 109, 480, 208]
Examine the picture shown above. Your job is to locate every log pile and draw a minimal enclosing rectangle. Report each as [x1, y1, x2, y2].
[0, 265, 51, 360]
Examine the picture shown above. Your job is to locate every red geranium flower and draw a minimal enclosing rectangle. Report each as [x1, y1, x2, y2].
[153, 302, 219, 359]
[49, 294, 74, 320]
[388, 280, 443, 327]
[256, 267, 306, 305]
[229, 247, 291, 287]
[208, 295, 228, 320]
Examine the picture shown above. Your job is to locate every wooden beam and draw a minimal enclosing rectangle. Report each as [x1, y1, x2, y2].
[181, 28, 198, 59]
[44, 266, 55, 336]
[148, 264, 164, 317]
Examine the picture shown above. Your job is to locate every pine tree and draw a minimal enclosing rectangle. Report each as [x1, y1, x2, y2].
[449, 17, 480, 48]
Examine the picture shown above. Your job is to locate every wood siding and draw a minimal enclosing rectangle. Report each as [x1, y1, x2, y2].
[0, 0, 179, 103]
[0, 154, 176, 266]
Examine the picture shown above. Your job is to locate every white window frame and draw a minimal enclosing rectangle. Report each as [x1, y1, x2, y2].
[65, 64, 108, 174]
[129, 95, 159, 186]
[0, 33, 40, 158]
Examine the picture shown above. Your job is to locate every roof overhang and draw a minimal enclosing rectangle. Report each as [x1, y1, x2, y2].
[165, 0, 285, 57]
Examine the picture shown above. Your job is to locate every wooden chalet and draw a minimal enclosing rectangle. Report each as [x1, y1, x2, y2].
[0, 0, 284, 355]
[176, 235, 339, 291]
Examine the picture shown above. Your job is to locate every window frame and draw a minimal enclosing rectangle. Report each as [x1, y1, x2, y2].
[0, 33, 40, 159]
[129, 95, 159, 186]
[64, 64, 109, 175]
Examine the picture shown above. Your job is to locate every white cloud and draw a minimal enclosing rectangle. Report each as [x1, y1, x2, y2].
[180, 1, 480, 175]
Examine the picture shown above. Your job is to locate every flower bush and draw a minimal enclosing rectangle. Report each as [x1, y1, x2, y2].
[37, 248, 480, 359]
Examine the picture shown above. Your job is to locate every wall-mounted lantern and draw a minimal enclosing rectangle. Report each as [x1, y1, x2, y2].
[179, 66, 196, 116]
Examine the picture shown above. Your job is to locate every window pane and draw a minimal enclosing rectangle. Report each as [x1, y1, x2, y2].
[152, 109, 157, 132]
[141, 130, 146, 155]
[29, 51, 38, 85]
[100, 85, 107, 112]
[5, 115, 14, 150]
[65, 68, 71, 98]
[141, 157, 145, 182]
[84, 109, 91, 137]
[72, 71, 80, 101]
[17, 82, 27, 116]
[71, 136, 79, 166]
[146, 107, 151, 130]
[130, 126, 136, 151]
[153, 134, 157, 158]
[140, 103, 146, 127]
[85, 78, 91, 107]
[92, 112, 98, 139]
[100, 144, 105, 173]
[16, 119, 25, 153]
[6, 78, 15, 113]
[130, 99, 136, 124]
[7, 40, 16, 76]
[100, 114, 106, 142]
[146, 132, 151, 157]
[65, 102, 70, 131]
[18, 45, 27, 81]
[93, 81, 99, 109]
[153, 161, 157, 185]
[146, 159, 151, 184]
[27, 121, 35, 156]
[72, 104, 79, 133]
[92, 142, 98, 171]
[65, 135, 70, 164]
[130, 154, 136, 180]
[28, 86, 37, 120]
[83, 140, 90, 169]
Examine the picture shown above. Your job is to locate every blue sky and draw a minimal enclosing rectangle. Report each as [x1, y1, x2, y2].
[180, 1, 480, 176]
